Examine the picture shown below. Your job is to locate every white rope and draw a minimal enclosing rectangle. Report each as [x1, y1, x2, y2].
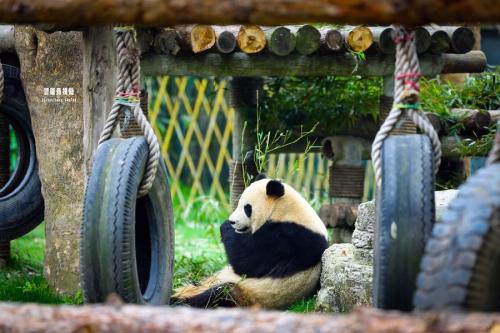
[98, 27, 160, 197]
[371, 26, 441, 188]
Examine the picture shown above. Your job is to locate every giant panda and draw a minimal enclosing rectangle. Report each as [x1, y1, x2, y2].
[174, 175, 329, 309]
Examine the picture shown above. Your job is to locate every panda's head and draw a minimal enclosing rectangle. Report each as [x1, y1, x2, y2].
[227, 174, 326, 236]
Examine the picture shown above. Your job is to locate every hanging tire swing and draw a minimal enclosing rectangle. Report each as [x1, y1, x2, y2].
[414, 124, 500, 312]
[80, 27, 174, 304]
[0, 64, 44, 241]
[371, 26, 441, 311]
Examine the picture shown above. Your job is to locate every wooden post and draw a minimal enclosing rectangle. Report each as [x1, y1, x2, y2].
[0, 112, 9, 266]
[229, 77, 262, 210]
[379, 76, 416, 135]
[321, 136, 367, 241]
[82, 27, 117, 175]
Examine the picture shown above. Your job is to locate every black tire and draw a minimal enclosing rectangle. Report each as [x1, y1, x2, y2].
[0, 64, 44, 240]
[414, 163, 500, 311]
[374, 134, 435, 311]
[81, 137, 174, 304]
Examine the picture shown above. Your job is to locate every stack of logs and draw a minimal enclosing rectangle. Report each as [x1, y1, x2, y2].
[139, 25, 476, 57]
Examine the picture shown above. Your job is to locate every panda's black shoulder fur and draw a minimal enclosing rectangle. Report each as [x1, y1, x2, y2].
[220, 220, 328, 279]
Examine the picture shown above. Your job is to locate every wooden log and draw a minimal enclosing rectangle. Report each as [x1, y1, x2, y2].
[237, 25, 266, 54]
[153, 28, 181, 55]
[370, 26, 430, 54]
[1, 303, 500, 333]
[442, 26, 475, 54]
[320, 28, 344, 52]
[141, 51, 487, 77]
[213, 27, 237, 54]
[428, 29, 451, 54]
[264, 26, 296, 56]
[345, 26, 373, 52]
[414, 26, 431, 54]
[451, 108, 493, 135]
[290, 25, 321, 55]
[371, 26, 395, 55]
[0, 1, 498, 26]
[425, 112, 450, 136]
[320, 203, 358, 228]
[177, 25, 216, 53]
[136, 28, 154, 54]
[0, 25, 15, 52]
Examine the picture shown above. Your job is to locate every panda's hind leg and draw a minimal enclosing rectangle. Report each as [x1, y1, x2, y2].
[172, 266, 242, 307]
[184, 282, 238, 308]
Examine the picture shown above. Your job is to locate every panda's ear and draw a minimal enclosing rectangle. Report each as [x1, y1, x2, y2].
[266, 180, 285, 198]
[254, 173, 267, 181]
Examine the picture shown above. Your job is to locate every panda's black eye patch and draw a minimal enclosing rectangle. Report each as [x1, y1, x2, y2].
[244, 204, 252, 218]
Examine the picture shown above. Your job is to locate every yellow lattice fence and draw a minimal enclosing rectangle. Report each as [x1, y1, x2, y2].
[146, 76, 329, 210]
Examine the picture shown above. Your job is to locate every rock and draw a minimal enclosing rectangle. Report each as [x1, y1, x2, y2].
[351, 229, 373, 249]
[316, 243, 373, 312]
[354, 200, 375, 233]
[435, 189, 458, 221]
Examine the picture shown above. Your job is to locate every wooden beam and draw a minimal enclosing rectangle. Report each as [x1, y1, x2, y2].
[141, 51, 486, 77]
[0, 25, 15, 52]
[0, 1, 498, 26]
[0, 304, 499, 333]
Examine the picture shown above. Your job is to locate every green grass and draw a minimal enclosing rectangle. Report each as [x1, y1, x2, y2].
[0, 224, 82, 304]
[0, 194, 317, 311]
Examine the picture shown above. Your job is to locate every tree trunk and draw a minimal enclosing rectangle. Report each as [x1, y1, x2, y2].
[0, 1, 498, 26]
[14, 26, 84, 295]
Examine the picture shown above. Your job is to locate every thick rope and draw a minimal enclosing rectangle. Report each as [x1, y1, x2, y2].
[98, 27, 160, 197]
[371, 26, 441, 188]
[486, 121, 500, 165]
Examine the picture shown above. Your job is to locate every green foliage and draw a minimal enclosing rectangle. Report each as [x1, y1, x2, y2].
[454, 124, 496, 156]
[245, 108, 318, 183]
[288, 296, 317, 313]
[420, 68, 500, 117]
[260, 76, 382, 135]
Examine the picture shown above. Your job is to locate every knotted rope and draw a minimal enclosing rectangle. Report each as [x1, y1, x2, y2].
[371, 26, 441, 188]
[486, 121, 500, 165]
[98, 26, 160, 197]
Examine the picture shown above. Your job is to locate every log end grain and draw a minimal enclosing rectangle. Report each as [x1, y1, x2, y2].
[238, 25, 266, 54]
[295, 24, 321, 55]
[191, 25, 216, 53]
[347, 26, 373, 52]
